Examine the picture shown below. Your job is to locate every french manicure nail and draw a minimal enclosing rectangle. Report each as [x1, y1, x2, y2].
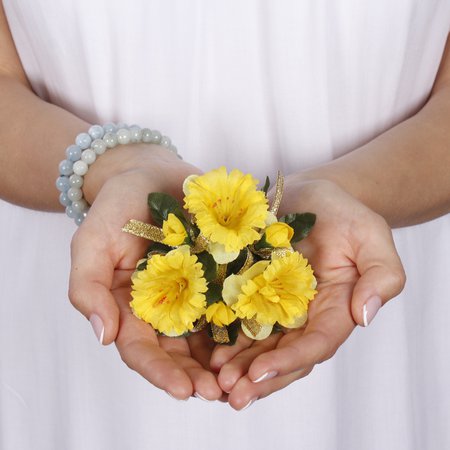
[165, 391, 188, 402]
[89, 314, 104, 344]
[363, 296, 382, 326]
[194, 392, 213, 402]
[241, 397, 258, 411]
[252, 371, 278, 383]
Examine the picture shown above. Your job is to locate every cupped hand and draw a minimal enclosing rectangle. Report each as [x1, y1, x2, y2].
[68, 145, 222, 401]
[211, 178, 406, 409]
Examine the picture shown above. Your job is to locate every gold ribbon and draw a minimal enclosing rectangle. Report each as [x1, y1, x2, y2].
[122, 219, 165, 242]
[269, 171, 284, 216]
[211, 323, 230, 344]
[242, 317, 262, 338]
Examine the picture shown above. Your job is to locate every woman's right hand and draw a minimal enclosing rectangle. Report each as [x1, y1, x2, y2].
[68, 145, 222, 401]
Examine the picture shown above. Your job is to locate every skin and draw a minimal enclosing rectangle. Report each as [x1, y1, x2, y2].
[1, 2, 449, 408]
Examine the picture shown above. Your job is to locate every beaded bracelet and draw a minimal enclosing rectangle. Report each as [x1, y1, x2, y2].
[56, 123, 180, 225]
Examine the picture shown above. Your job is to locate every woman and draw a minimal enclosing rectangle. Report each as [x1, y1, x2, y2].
[1, 1, 449, 449]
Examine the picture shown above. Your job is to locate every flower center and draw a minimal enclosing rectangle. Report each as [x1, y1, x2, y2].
[156, 277, 188, 305]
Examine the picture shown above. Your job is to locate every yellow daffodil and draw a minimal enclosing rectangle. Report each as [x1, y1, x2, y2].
[162, 213, 188, 246]
[130, 246, 207, 336]
[183, 167, 269, 261]
[227, 252, 317, 332]
[264, 222, 294, 248]
[205, 301, 237, 327]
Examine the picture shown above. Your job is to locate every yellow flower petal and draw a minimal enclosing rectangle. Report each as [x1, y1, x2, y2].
[231, 252, 317, 328]
[265, 222, 294, 248]
[184, 167, 269, 253]
[222, 260, 270, 306]
[205, 302, 236, 327]
[130, 246, 207, 336]
[162, 213, 188, 246]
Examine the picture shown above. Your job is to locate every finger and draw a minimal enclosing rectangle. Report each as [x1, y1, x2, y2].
[351, 225, 406, 326]
[227, 367, 313, 411]
[247, 284, 355, 381]
[210, 330, 254, 372]
[159, 335, 222, 401]
[114, 287, 193, 399]
[187, 331, 216, 370]
[69, 227, 120, 345]
[217, 333, 282, 393]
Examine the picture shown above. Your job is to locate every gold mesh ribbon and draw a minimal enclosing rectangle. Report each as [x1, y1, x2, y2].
[190, 234, 209, 254]
[191, 315, 207, 333]
[122, 219, 165, 242]
[242, 317, 262, 338]
[269, 171, 284, 216]
[238, 248, 255, 274]
[211, 324, 230, 344]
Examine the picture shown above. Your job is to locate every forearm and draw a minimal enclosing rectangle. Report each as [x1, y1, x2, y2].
[0, 74, 89, 210]
[297, 84, 450, 227]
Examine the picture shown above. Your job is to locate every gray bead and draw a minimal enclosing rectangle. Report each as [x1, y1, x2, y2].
[73, 160, 89, 176]
[67, 187, 83, 202]
[69, 174, 84, 188]
[92, 139, 107, 155]
[168, 145, 178, 154]
[141, 128, 153, 143]
[117, 128, 131, 145]
[72, 199, 88, 213]
[59, 159, 74, 176]
[130, 126, 142, 143]
[75, 132, 92, 150]
[103, 123, 116, 134]
[103, 132, 118, 148]
[151, 130, 162, 144]
[65, 205, 77, 219]
[88, 124, 104, 140]
[66, 144, 82, 162]
[160, 136, 171, 148]
[56, 176, 71, 192]
[116, 122, 128, 130]
[59, 192, 71, 207]
[74, 215, 84, 226]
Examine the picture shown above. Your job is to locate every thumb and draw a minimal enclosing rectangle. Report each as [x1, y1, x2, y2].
[69, 228, 120, 345]
[351, 228, 406, 327]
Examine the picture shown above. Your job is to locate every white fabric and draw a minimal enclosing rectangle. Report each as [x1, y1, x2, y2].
[1, 1, 450, 449]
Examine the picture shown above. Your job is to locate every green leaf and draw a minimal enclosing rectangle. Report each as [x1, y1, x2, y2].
[225, 320, 240, 346]
[253, 233, 273, 251]
[205, 283, 222, 306]
[262, 176, 270, 195]
[196, 251, 217, 282]
[279, 212, 316, 243]
[147, 192, 186, 227]
[136, 259, 148, 271]
[146, 241, 172, 256]
[226, 249, 248, 276]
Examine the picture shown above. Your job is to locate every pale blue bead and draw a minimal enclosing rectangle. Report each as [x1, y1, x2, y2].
[81, 149, 96, 165]
[56, 176, 71, 192]
[67, 187, 83, 202]
[59, 159, 74, 176]
[92, 139, 107, 155]
[151, 130, 162, 144]
[59, 192, 71, 207]
[66, 144, 82, 162]
[141, 128, 152, 143]
[116, 122, 128, 130]
[130, 126, 142, 143]
[103, 123, 116, 134]
[88, 124, 104, 140]
[103, 132, 118, 148]
[75, 132, 92, 150]
[74, 214, 85, 226]
[73, 160, 88, 176]
[65, 205, 77, 219]
[72, 199, 88, 213]
[69, 174, 84, 188]
[160, 136, 171, 148]
[117, 128, 131, 145]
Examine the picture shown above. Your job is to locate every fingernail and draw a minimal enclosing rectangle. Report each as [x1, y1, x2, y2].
[89, 314, 104, 344]
[165, 391, 189, 402]
[252, 371, 278, 383]
[194, 392, 213, 402]
[363, 296, 382, 326]
[240, 397, 258, 411]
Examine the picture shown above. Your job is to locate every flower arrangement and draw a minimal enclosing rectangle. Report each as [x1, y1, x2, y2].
[123, 167, 317, 344]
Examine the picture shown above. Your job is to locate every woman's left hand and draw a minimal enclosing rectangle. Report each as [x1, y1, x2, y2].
[210, 177, 406, 410]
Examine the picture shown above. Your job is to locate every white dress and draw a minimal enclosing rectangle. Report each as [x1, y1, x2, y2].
[1, 1, 450, 449]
